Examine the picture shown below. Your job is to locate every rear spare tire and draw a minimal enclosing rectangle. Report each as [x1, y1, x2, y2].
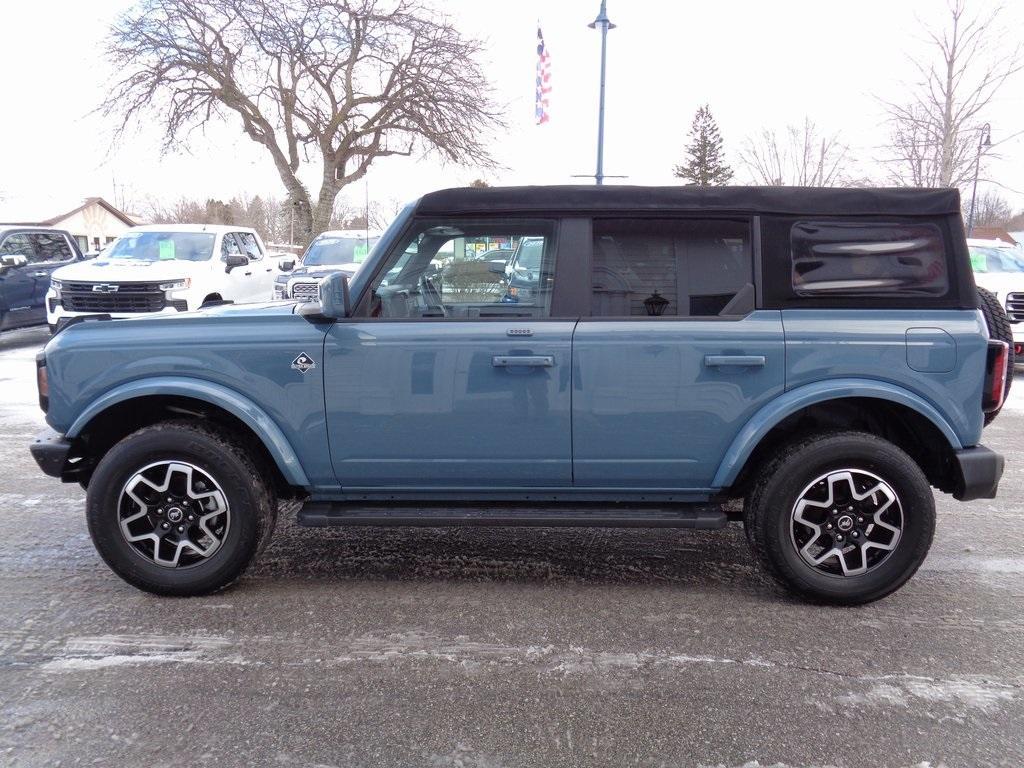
[977, 286, 1013, 425]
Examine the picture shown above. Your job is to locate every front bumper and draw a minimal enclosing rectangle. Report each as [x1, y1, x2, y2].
[30, 428, 72, 479]
[952, 445, 1004, 501]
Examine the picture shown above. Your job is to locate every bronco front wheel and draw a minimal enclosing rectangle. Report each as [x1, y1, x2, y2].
[86, 421, 276, 596]
[744, 431, 935, 605]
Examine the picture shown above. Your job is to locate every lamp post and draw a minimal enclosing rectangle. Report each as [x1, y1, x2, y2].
[967, 123, 992, 237]
[588, 1, 615, 186]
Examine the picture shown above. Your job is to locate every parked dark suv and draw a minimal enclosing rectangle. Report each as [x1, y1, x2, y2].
[0, 226, 85, 331]
[30, 186, 1010, 604]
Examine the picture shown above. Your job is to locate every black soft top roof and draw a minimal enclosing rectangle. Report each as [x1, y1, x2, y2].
[416, 185, 961, 217]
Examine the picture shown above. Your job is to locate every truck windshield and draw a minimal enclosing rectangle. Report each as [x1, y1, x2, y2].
[303, 236, 379, 267]
[970, 246, 1024, 273]
[105, 232, 216, 262]
[513, 238, 544, 272]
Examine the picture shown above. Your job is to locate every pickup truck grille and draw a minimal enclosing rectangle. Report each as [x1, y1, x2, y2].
[61, 282, 166, 314]
[1006, 293, 1024, 322]
[290, 281, 321, 302]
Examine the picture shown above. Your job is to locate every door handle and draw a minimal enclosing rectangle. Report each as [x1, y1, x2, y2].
[492, 355, 555, 368]
[32, 271, 49, 277]
[704, 355, 766, 368]
[244, 271, 253, 276]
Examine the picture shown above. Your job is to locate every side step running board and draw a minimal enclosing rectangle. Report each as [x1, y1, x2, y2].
[297, 502, 728, 529]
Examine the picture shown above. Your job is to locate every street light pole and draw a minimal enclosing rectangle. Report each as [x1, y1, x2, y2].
[967, 122, 992, 237]
[589, 1, 615, 186]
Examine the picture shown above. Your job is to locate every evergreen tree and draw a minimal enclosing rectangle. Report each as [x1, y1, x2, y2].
[674, 105, 733, 186]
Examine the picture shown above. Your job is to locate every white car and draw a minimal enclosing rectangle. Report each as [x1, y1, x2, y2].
[47, 224, 281, 331]
[968, 237, 1024, 357]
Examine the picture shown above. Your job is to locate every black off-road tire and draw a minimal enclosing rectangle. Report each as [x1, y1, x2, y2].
[85, 420, 276, 596]
[744, 431, 935, 605]
[977, 286, 1014, 426]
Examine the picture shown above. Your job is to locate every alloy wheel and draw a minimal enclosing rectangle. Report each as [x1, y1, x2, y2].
[118, 461, 230, 568]
[789, 469, 903, 577]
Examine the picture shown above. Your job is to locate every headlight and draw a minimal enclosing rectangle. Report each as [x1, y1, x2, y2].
[159, 279, 191, 292]
[50, 278, 63, 297]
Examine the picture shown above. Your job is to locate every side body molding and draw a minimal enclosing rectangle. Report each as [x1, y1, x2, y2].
[65, 376, 310, 487]
[711, 378, 964, 489]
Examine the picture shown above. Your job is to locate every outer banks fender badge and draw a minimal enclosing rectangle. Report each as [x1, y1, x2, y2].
[291, 353, 316, 373]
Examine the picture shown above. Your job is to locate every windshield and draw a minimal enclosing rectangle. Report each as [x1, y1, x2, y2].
[970, 246, 1024, 273]
[514, 238, 544, 272]
[303, 236, 379, 267]
[105, 231, 216, 262]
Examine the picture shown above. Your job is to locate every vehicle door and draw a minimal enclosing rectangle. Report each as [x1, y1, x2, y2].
[571, 217, 785, 490]
[0, 232, 38, 328]
[236, 231, 274, 301]
[323, 218, 576, 490]
[220, 233, 255, 303]
[27, 231, 76, 320]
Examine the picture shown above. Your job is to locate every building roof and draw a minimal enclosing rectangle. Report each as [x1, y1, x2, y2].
[970, 227, 1018, 245]
[0, 196, 140, 227]
[41, 197, 139, 227]
[416, 185, 962, 217]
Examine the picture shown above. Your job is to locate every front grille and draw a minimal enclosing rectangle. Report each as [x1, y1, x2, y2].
[61, 282, 166, 314]
[1006, 293, 1024, 322]
[291, 281, 320, 302]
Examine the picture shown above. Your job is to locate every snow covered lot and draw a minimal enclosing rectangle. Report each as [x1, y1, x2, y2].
[1, 326, 1022, 767]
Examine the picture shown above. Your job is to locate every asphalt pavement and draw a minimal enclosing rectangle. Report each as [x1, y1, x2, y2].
[1, 324, 1022, 768]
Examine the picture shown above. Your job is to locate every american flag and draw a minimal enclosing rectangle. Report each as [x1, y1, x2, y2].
[535, 25, 551, 125]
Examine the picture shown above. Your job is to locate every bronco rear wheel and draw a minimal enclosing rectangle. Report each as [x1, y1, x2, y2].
[744, 431, 935, 605]
[86, 420, 276, 596]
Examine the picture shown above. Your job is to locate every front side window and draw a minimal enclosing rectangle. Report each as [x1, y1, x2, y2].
[591, 218, 752, 317]
[221, 234, 243, 258]
[0, 233, 34, 259]
[28, 232, 73, 263]
[106, 231, 217, 262]
[236, 232, 262, 259]
[792, 221, 947, 297]
[363, 220, 556, 318]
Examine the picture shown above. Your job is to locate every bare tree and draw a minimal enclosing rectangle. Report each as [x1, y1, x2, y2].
[105, 0, 501, 243]
[739, 118, 853, 187]
[971, 189, 1014, 228]
[881, 0, 1022, 188]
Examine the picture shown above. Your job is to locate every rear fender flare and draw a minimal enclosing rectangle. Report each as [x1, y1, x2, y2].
[712, 379, 963, 489]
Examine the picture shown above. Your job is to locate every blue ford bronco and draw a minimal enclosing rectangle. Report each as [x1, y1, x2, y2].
[30, 186, 1011, 604]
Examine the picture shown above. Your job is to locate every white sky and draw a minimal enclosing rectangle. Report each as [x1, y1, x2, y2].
[1, 0, 1022, 219]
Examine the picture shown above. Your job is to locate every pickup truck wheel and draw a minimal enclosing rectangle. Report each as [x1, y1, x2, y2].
[85, 421, 276, 596]
[744, 432, 935, 605]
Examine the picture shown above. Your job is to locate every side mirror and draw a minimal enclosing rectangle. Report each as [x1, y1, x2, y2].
[224, 253, 248, 272]
[1, 254, 28, 268]
[279, 258, 295, 272]
[298, 272, 350, 322]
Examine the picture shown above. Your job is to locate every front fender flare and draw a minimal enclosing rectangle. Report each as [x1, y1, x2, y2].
[711, 379, 963, 489]
[66, 376, 310, 487]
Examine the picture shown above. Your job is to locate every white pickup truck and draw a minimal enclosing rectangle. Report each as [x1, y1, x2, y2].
[46, 224, 284, 331]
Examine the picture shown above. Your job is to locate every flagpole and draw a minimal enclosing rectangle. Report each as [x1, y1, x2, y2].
[589, 1, 615, 186]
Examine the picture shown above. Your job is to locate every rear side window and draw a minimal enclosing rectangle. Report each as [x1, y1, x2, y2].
[591, 218, 752, 317]
[791, 221, 947, 297]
